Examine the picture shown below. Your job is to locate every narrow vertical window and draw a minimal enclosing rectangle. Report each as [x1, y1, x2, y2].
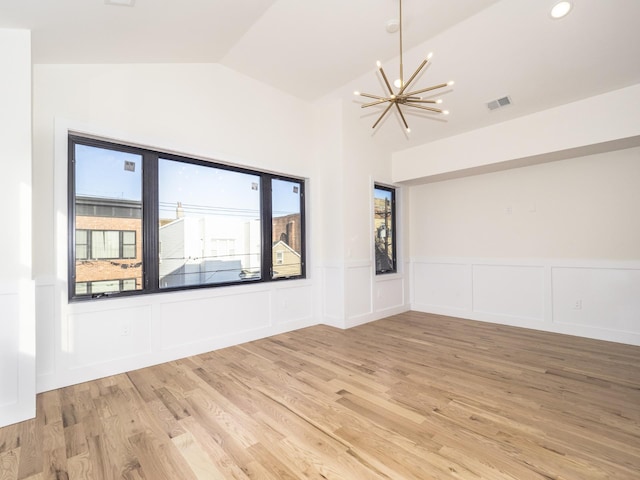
[271, 178, 304, 279]
[72, 144, 143, 296]
[374, 184, 396, 274]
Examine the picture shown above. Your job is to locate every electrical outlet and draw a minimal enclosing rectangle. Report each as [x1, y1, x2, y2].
[573, 300, 582, 310]
[121, 323, 130, 336]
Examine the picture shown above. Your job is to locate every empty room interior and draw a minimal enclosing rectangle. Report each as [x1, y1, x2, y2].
[1, 0, 639, 478]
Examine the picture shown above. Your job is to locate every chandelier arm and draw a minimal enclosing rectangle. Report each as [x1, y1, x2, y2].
[357, 92, 389, 100]
[372, 102, 395, 129]
[378, 66, 394, 96]
[404, 99, 438, 104]
[361, 99, 393, 108]
[399, 60, 428, 95]
[404, 82, 449, 97]
[403, 103, 444, 113]
[395, 103, 410, 131]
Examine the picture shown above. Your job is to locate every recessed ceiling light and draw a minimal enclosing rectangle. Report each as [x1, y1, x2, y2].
[550, 1, 573, 19]
[105, 0, 135, 6]
[386, 19, 400, 34]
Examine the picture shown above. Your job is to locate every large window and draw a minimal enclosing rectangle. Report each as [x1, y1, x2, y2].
[374, 184, 397, 274]
[69, 135, 305, 300]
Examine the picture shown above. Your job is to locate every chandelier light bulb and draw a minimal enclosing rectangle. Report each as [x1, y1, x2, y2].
[448, 80, 455, 86]
[394, 78, 402, 88]
[376, 60, 382, 68]
[427, 52, 433, 60]
[354, 91, 361, 96]
[436, 99, 443, 104]
[443, 110, 450, 115]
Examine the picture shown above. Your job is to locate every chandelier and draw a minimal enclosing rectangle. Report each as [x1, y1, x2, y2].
[354, 0, 453, 133]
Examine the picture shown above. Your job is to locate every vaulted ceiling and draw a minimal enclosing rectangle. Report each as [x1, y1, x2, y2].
[2, 0, 639, 151]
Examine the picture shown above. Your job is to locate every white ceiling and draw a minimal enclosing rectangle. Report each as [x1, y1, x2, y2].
[2, 0, 640, 152]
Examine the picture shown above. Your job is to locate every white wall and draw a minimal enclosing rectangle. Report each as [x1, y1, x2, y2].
[410, 147, 640, 345]
[32, 63, 320, 392]
[393, 83, 640, 184]
[341, 100, 409, 328]
[31, 60, 409, 394]
[0, 29, 35, 427]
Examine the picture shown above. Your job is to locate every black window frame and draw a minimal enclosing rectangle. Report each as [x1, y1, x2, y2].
[68, 134, 306, 301]
[76, 278, 138, 295]
[374, 183, 397, 275]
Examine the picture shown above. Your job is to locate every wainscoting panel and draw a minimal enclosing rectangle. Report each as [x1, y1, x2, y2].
[322, 265, 344, 326]
[0, 289, 19, 407]
[374, 274, 405, 312]
[0, 280, 35, 427]
[472, 264, 545, 322]
[272, 284, 314, 326]
[70, 305, 152, 368]
[36, 278, 319, 393]
[346, 263, 373, 319]
[552, 267, 640, 333]
[35, 281, 56, 378]
[412, 262, 471, 312]
[411, 258, 640, 346]
[159, 290, 271, 350]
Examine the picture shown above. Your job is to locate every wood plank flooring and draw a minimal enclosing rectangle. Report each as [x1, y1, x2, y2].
[2, 311, 640, 479]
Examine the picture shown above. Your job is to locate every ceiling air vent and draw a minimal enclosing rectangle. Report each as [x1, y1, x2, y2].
[487, 96, 512, 111]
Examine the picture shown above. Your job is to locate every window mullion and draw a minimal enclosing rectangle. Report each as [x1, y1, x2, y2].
[143, 152, 159, 292]
[262, 176, 273, 280]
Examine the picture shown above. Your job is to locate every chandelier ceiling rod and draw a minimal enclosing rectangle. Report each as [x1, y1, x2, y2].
[354, 0, 453, 133]
[399, 0, 403, 90]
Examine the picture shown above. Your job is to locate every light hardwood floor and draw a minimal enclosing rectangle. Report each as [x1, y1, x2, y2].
[1, 311, 639, 479]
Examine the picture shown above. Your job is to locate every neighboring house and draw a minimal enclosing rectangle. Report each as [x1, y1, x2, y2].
[74, 196, 143, 294]
[272, 213, 301, 254]
[272, 240, 302, 278]
[159, 215, 261, 288]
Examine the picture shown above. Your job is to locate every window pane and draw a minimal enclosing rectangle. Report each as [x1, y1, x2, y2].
[75, 230, 88, 260]
[158, 159, 262, 288]
[272, 179, 302, 278]
[90, 280, 121, 294]
[91, 230, 120, 259]
[75, 282, 88, 295]
[374, 186, 396, 274]
[74, 144, 143, 295]
[122, 231, 136, 259]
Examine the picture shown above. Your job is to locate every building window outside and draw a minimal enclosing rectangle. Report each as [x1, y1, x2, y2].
[69, 135, 305, 300]
[76, 229, 137, 260]
[76, 279, 138, 295]
[374, 184, 397, 274]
